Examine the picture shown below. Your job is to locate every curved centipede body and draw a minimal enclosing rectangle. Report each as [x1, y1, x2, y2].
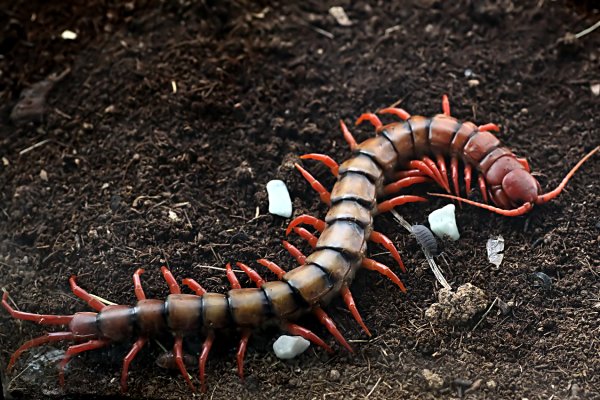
[2, 95, 597, 393]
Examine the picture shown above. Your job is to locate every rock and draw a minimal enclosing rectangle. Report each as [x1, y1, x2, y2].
[428, 204, 460, 241]
[273, 335, 310, 359]
[425, 283, 488, 325]
[422, 369, 444, 390]
[266, 180, 293, 218]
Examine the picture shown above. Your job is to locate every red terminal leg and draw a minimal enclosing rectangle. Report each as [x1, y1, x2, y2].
[174, 336, 195, 391]
[340, 286, 371, 336]
[478, 123, 500, 132]
[442, 94, 451, 116]
[199, 332, 215, 393]
[355, 113, 383, 131]
[294, 163, 331, 205]
[59, 339, 109, 387]
[369, 231, 406, 273]
[383, 176, 431, 195]
[133, 268, 146, 301]
[225, 263, 242, 289]
[2, 291, 73, 326]
[236, 262, 265, 287]
[464, 164, 473, 196]
[427, 192, 534, 216]
[313, 306, 353, 353]
[120, 337, 147, 393]
[377, 195, 428, 214]
[236, 330, 251, 380]
[393, 169, 427, 180]
[293, 227, 318, 248]
[69, 275, 106, 312]
[477, 174, 489, 203]
[284, 322, 333, 353]
[7, 332, 74, 372]
[340, 120, 357, 151]
[300, 153, 339, 176]
[450, 156, 460, 196]
[286, 214, 326, 235]
[161, 266, 181, 294]
[378, 107, 411, 121]
[436, 154, 451, 192]
[182, 278, 207, 295]
[257, 258, 287, 279]
[281, 240, 307, 265]
[362, 258, 407, 293]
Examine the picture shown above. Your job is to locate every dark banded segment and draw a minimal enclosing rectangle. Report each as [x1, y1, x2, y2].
[478, 147, 514, 174]
[305, 249, 352, 287]
[315, 220, 366, 258]
[135, 299, 167, 337]
[330, 173, 377, 207]
[408, 116, 432, 158]
[356, 136, 398, 172]
[283, 264, 333, 305]
[165, 294, 203, 335]
[261, 281, 301, 318]
[462, 131, 501, 165]
[324, 200, 372, 228]
[381, 122, 414, 163]
[96, 305, 135, 342]
[450, 121, 478, 155]
[429, 115, 461, 155]
[338, 154, 383, 182]
[227, 288, 271, 327]
[201, 293, 229, 329]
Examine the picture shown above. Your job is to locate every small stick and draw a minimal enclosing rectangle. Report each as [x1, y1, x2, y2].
[575, 20, 600, 39]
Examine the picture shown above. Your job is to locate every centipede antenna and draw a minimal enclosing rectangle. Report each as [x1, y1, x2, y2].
[428, 192, 534, 216]
[535, 145, 599, 204]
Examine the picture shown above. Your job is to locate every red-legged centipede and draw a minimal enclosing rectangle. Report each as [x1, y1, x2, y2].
[2, 95, 597, 393]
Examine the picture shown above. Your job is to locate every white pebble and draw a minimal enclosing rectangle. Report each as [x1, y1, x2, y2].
[486, 235, 505, 267]
[273, 335, 310, 359]
[266, 180, 292, 218]
[428, 204, 460, 241]
[61, 30, 77, 40]
[329, 6, 352, 26]
[591, 83, 600, 96]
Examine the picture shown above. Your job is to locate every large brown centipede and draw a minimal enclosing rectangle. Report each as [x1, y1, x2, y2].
[2, 95, 597, 394]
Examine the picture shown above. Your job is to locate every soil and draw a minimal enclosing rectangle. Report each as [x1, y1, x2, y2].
[0, 1, 598, 399]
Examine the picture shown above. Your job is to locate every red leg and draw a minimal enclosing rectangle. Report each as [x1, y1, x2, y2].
[478, 123, 500, 132]
[517, 157, 530, 172]
[355, 113, 383, 131]
[284, 322, 333, 353]
[442, 94, 451, 116]
[294, 163, 331, 205]
[120, 337, 147, 393]
[422, 156, 450, 193]
[59, 339, 109, 387]
[369, 231, 406, 273]
[199, 332, 215, 393]
[313, 306, 353, 353]
[236, 330, 251, 380]
[293, 227, 318, 248]
[408, 160, 446, 191]
[377, 195, 427, 214]
[281, 240, 306, 265]
[174, 336, 195, 391]
[378, 107, 411, 120]
[7, 332, 74, 371]
[69, 275, 105, 312]
[257, 258, 286, 279]
[236, 262, 265, 287]
[477, 174, 489, 203]
[2, 291, 73, 325]
[300, 153, 339, 176]
[450, 156, 460, 196]
[427, 192, 534, 216]
[286, 214, 326, 235]
[225, 263, 241, 289]
[182, 278, 206, 295]
[340, 286, 371, 336]
[393, 169, 427, 180]
[464, 164, 473, 196]
[383, 176, 431, 195]
[340, 120, 357, 151]
[161, 266, 181, 294]
[133, 268, 146, 301]
[362, 258, 407, 293]
[436, 154, 450, 192]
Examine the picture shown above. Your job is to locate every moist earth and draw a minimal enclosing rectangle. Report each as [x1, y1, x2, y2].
[0, 1, 599, 399]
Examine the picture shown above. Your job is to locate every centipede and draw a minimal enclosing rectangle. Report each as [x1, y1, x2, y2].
[2, 95, 598, 393]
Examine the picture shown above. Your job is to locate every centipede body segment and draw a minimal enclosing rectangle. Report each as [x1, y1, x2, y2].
[2, 95, 597, 393]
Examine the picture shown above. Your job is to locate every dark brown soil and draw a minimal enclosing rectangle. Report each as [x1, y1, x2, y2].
[1, 1, 599, 399]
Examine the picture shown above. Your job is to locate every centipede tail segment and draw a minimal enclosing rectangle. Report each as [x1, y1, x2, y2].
[3, 95, 597, 392]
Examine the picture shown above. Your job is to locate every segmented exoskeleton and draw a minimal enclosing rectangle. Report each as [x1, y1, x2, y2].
[2, 95, 597, 393]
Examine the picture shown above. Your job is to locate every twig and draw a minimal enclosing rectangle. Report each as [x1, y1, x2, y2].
[365, 376, 382, 398]
[19, 139, 51, 156]
[472, 297, 499, 331]
[575, 20, 600, 39]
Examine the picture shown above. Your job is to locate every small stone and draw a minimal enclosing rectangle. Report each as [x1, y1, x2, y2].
[426, 283, 488, 326]
[486, 380, 497, 389]
[591, 83, 600, 97]
[468, 79, 480, 87]
[39, 169, 48, 181]
[266, 180, 293, 218]
[428, 204, 460, 241]
[422, 369, 444, 390]
[273, 335, 310, 359]
[82, 122, 94, 130]
[486, 235, 505, 267]
[329, 369, 341, 381]
[61, 30, 77, 40]
[2, 157, 9, 166]
[464, 69, 474, 78]
[329, 6, 352, 26]
[104, 104, 116, 113]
